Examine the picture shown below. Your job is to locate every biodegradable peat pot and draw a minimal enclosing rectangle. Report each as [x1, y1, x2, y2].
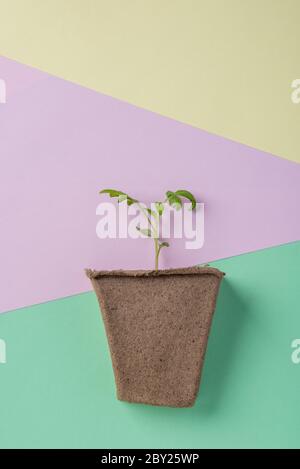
[86, 266, 224, 408]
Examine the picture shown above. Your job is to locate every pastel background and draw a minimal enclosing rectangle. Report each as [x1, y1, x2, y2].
[0, 0, 299, 449]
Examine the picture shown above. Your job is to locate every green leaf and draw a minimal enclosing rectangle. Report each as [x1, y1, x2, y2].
[136, 226, 152, 237]
[166, 191, 174, 199]
[99, 189, 138, 206]
[155, 202, 164, 216]
[159, 242, 169, 248]
[146, 208, 156, 217]
[126, 197, 138, 206]
[118, 194, 128, 203]
[166, 191, 182, 210]
[174, 190, 197, 210]
[99, 189, 126, 198]
[174, 202, 182, 211]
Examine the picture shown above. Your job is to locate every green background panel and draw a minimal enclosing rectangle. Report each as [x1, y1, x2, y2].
[0, 242, 300, 448]
[0, 0, 299, 163]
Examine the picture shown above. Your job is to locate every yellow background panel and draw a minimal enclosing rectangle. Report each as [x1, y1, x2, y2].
[0, 0, 299, 162]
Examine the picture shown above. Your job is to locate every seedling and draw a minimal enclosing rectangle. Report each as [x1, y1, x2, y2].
[99, 189, 197, 270]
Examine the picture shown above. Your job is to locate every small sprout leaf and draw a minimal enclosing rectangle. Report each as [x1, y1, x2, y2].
[174, 190, 197, 210]
[100, 189, 138, 206]
[100, 189, 126, 198]
[146, 208, 155, 216]
[166, 191, 182, 210]
[155, 202, 164, 216]
[118, 194, 128, 203]
[127, 197, 138, 206]
[160, 242, 169, 248]
[136, 226, 152, 237]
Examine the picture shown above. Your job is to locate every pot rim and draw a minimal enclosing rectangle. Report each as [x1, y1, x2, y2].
[85, 265, 225, 279]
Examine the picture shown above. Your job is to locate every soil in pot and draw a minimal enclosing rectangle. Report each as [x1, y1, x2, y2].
[86, 266, 224, 408]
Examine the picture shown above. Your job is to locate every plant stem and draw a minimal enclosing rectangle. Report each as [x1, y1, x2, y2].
[152, 216, 160, 271]
[137, 202, 160, 271]
[155, 237, 159, 271]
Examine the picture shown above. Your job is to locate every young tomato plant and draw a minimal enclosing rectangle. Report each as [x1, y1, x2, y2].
[99, 189, 197, 270]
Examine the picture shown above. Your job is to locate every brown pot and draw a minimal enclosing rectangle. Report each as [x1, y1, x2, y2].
[86, 266, 224, 408]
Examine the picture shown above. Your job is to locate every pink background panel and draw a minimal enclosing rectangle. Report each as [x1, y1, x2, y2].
[0, 57, 300, 313]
